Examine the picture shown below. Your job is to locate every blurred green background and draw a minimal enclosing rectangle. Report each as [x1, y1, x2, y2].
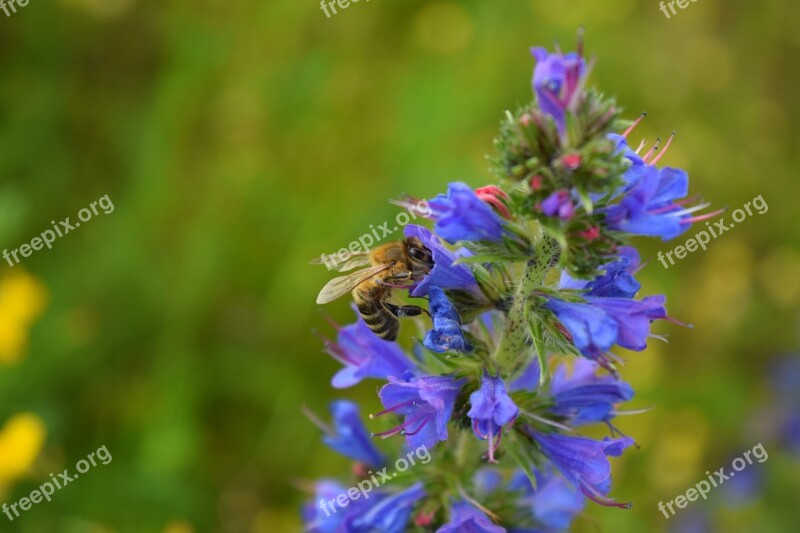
[0, 0, 798, 531]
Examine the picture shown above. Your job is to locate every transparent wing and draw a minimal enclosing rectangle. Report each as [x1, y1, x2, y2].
[309, 252, 371, 272]
[316, 264, 390, 304]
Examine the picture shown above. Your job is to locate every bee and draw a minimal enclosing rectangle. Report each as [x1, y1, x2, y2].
[314, 238, 434, 341]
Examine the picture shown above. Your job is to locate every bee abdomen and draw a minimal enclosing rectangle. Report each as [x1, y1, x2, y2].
[356, 300, 399, 341]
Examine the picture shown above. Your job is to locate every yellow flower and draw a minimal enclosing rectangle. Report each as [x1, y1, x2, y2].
[0, 270, 48, 364]
[0, 413, 47, 485]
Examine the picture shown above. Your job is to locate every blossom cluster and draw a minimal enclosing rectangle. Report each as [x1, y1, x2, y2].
[304, 37, 709, 531]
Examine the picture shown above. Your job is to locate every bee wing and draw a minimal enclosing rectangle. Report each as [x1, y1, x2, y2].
[309, 252, 371, 272]
[316, 264, 390, 305]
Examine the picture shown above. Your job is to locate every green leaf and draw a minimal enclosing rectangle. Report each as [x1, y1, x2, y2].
[528, 313, 548, 387]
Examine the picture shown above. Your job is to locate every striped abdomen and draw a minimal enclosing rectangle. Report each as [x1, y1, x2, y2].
[354, 285, 398, 341]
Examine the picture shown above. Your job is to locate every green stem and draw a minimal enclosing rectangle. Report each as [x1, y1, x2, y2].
[493, 235, 558, 379]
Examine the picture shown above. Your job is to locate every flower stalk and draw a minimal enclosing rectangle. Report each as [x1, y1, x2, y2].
[493, 234, 558, 379]
[304, 33, 710, 532]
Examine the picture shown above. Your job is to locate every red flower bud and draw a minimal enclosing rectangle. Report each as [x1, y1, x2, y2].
[475, 185, 512, 219]
[579, 226, 601, 241]
[562, 153, 582, 171]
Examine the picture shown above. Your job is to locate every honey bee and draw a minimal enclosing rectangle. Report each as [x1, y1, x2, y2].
[314, 238, 434, 341]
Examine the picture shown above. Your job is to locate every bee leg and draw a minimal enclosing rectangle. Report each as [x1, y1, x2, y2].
[384, 302, 431, 318]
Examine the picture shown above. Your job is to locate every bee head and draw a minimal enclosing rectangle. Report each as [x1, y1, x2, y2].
[404, 238, 434, 277]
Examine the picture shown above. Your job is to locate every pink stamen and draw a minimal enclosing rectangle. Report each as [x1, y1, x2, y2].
[594, 355, 619, 377]
[581, 483, 632, 509]
[370, 400, 418, 418]
[622, 112, 647, 139]
[642, 137, 661, 163]
[371, 412, 427, 438]
[667, 203, 712, 218]
[649, 197, 701, 214]
[473, 419, 488, 439]
[403, 414, 432, 436]
[389, 196, 425, 214]
[320, 312, 342, 331]
[664, 315, 693, 329]
[613, 407, 655, 416]
[487, 425, 497, 463]
[649, 130, 676, 165]
[680, 208, 726, 225]
[313, 331, 358, 366]
[302, 406, 334, 435]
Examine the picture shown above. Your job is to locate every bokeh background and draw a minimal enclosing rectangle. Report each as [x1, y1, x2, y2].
[1, 0, 798, 531]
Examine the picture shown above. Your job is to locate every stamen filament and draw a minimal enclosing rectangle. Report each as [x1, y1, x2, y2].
[623, 112, 647, 138]
[642, 137, 661, 162]
[649, 130, 676, 164]
[680, 208, 726, 224]
[370, 400, 417, 418]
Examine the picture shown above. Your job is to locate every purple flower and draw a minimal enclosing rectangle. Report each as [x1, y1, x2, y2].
[549, 360, 634, 425]
[541, 190, 575, 220]
[586, 295, 667, 351]
[545, 292, 668, 362]
[404, 224, 479, 297]
[321, 307, 416, 388]
[533, 432, 634, 508]
[604, 165, 711, 241]
[375, 374, 467, 450]
[468, 372, 519, 462]
[424, 287, 470, 353]
[531, 47, 586, 132]
[543, 298, 619, 359]
[617, 245, 642, 272]
[437, 500, 506, 533]
[303, 479, 377, 532]
[428, 182, 506, 243]
[510, 469, 585, 532]
[583, 257, 641, 299]
[322, 400, 387, 468]
[350, 483, 425, 533]
[558, 253, 642, 299]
